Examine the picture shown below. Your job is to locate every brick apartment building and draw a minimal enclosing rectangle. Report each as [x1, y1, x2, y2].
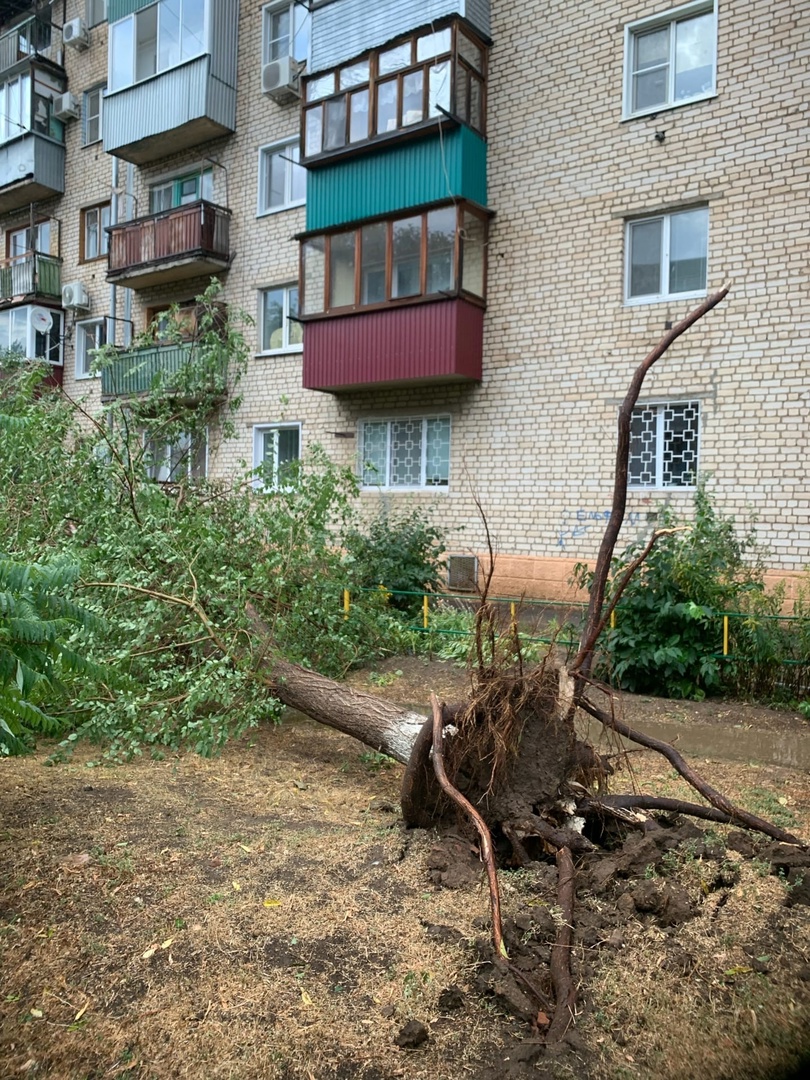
[0, 0, 806, 598]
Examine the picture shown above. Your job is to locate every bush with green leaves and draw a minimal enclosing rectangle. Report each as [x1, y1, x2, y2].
[343, 507, 446, 614]
[0, 558, 103, 755]
[0, 289, 415, 758]
[585, 480, 773, 699]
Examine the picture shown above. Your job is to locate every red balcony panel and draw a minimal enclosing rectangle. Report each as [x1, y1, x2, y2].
[302, 298, 483, 393]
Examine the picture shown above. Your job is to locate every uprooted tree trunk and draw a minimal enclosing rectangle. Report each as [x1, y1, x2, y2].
[256, 282, 808, 1040]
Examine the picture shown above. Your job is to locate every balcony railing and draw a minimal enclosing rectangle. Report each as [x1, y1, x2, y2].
[107, 200, 231, 288]
[101, 341, 228, 400]
[0, 16, 54, 74]
[0, 251, 61, 302]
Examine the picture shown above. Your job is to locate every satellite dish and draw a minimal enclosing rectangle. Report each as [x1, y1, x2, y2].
[30, 307, 54, 333]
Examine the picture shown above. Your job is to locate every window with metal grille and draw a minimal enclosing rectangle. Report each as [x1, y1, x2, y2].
[360, 416, 450, 490]
[628, 401, 700, 488]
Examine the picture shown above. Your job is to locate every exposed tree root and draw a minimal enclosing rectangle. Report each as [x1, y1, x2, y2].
[430, 693, 507, 958]
[580, 697, 807, 848]
[547, 846, 576, 1043]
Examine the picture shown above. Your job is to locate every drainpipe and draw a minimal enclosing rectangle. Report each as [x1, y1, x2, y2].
[123, 161, 135, 345]
[109, 155, 118, 344]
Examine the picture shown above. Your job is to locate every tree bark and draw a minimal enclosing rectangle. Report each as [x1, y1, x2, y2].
[266, 658, 425, 765]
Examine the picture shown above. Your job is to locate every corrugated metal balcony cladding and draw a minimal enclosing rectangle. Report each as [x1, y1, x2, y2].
[302, 298, 483, 392]
[310, 0, 491, 75]
[109, 0, 156, 19]
[306, 127, 487, 231]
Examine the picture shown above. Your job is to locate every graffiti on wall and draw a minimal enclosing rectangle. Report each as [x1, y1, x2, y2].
[557, 508, 643, 551]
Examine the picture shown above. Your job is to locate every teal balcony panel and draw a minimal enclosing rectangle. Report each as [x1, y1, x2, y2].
[305, 126, 487, 232]
[101, 341, 227, 401]
[0, 134, 64, 214]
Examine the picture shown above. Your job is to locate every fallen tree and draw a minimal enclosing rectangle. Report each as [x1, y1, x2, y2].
[250, 282, 808, 1041]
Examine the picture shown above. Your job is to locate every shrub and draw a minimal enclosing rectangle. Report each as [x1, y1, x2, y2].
[589, 480, 771, 699]
[343, 507, 445, 613]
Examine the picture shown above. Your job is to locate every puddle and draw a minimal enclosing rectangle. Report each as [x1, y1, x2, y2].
[288, 706, 810, 771]
[583, 718, 810, 771]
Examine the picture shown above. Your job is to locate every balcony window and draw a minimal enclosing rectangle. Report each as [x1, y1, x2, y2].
[258, 140, 305, 215]
[109, 0, 207, 94]
[7, 221, 49, 258]
[0, 73, 30, 143]
[0, 305, 62, 364]
[80, 202, 111, 262]
[300, 203, 487, 317]
[150, 169, 212, 213]
[302, 21, 486, 160]
[262, 1, 309, 64]
[75, 317, 107, 379]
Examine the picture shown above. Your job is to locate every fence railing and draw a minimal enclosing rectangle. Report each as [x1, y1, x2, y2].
[339, 586, 810, 668]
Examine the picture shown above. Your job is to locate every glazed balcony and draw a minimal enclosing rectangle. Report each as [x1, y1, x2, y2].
[100, 341, 228, 401]
[106, 201, 231, 290]
[0, 250, 61, 303]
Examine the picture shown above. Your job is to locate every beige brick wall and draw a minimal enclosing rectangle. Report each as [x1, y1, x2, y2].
[3, 0, 806, 598]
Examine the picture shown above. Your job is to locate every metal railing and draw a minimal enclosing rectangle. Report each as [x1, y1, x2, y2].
[0, 251, 61, 302]
[107, 200, 231, 277]
[0, 16, 54, 74]
[100, 341, 229, 398]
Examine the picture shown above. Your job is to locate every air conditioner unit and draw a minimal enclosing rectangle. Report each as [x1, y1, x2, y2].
[63, 18, 89, 50]
[261, 56, 301, 103]
[447, 555, 479, 593]
[53, 92, 80, 121]
[62, 281, 90, 310]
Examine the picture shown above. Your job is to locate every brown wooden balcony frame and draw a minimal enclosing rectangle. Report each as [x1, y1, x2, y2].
[106, 199, 231, 283]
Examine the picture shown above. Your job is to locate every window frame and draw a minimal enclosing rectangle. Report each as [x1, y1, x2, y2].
[628, 400, 701, 490]
[623, 1, 717, 120]
[257, 138, 306, 216]
[301, 18, 487, 161]
[108, 0, 209, 95]
[262, 0, 309, 65]
[83, 85, 104, 145]
[6, 220, 49, 258]
[358, 415, 452, 492]
[87, 0, 108, 28]
[75, 316, 107, 380]
[299, 201, 489, 317]
[252, 422, 302, 491]
[258, 284, 302, 355]
[148, 168, 213, 213]
[0, 305, 63, 365]
[143, 430, 208, 484]
[80, 201, 112, 263]
[624, 206, 709, 305]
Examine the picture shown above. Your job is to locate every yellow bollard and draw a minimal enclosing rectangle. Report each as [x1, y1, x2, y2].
[723, 615, 729, 656]
[610, 609, 616, 629]
[423, 593, 429, 629]
[343, 588, 350, 620]
[510, 601, 517, 633]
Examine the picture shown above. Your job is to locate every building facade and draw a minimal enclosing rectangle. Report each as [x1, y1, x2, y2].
[0, 0, 806, 598]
